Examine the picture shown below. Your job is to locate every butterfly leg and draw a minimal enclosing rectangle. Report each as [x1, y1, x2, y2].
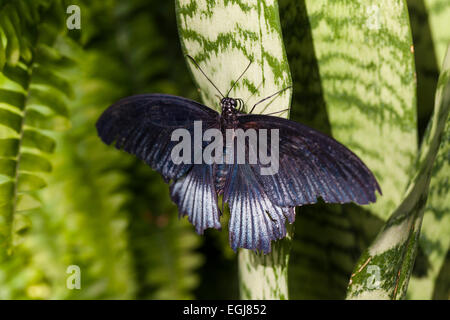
[248, 86, 292, 114]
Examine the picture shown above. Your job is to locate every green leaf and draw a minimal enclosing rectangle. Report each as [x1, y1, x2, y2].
[176, 0, 291, 113]
[407, 62, 450, 299]
[423, 0, 450, 67]
[22, 129, 55, 153]
[25, 109, 71, 131]
[176, 0, 292, 299]
[2, 65, 29, 89]
[301, 0, 418, 219]
[17, 173, 47, 192]
[0, 159, 16, 178]
[28, 87, 69, 117]
[19, 153, 52, 173]
[0, 139, 19, 157]
[280, 0, 418, 299]
[0, 182, 14, 207]
[346, 45, 450, 300]
[0, 108, 22, 133]
[0, 28, 5, 71]
[0, 11, 20, 66]
[32, 66, 74, 98]
[15, 194, 41, 212]
[0, 89, 26, 110]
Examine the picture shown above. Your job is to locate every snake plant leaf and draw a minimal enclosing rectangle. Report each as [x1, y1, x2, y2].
[346, 45, 450, 300]
[176, 0, 292, 113]
[279, 0, 418, 299]
[407, 55, 450, 299]
[422, 0, 450, 68]
[176, 0, 292, 299]
[300, 0, 417, 219]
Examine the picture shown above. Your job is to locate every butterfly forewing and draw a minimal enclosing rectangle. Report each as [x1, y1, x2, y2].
[96, 94, 220, 181]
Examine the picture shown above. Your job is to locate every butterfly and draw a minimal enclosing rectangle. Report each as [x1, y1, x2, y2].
[96, 56, 381, 254]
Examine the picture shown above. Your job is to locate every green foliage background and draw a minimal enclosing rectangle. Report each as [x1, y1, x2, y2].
[0, 0, 448, 299]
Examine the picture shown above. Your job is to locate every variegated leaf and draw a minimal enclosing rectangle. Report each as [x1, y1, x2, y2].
[423, 0, 450, 67]
[301, 0, 418, 219]
[346, 45, 450, 300]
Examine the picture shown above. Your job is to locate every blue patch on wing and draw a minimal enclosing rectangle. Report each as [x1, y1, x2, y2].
[224, 164, 295, 254]
[170, 164, 221, 234]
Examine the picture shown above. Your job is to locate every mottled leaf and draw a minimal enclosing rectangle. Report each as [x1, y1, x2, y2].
[346, 45, 450, 300]
[301, 0, 417, 219]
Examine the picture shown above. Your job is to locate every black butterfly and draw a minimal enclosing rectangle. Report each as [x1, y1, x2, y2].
[96, 56, 381, 254]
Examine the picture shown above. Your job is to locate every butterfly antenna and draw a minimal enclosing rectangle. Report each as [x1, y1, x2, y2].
[186, 55, 225, 98]
[226, 59, 252, 97]
[263, 108, 289, 116]
[249, 86, 292, 114]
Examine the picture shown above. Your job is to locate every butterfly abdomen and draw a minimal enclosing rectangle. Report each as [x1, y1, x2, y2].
[214, 148, 228, 194]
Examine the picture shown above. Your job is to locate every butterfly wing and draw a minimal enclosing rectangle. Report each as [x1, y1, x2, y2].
[96, 93, 222, 233]
[96, 93, 220, 181]
[170, 164, 221, 234]
[237, 114, 382, 208]
[223, 163, 295, 254]
[222, 113, 381, 253]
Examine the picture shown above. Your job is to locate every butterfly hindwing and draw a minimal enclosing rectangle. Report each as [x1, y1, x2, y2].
[170, 164, 221, 234]
[223, 163, 295, 254]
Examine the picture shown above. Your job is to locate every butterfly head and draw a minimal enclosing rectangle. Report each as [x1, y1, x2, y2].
[220, 97, 238, 116]
[220, 97, 237, 109]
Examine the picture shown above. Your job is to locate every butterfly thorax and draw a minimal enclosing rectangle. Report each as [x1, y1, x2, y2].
[220, 97, 238, 129]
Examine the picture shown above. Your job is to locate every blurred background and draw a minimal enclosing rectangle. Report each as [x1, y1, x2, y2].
[0, 0, 448, 299]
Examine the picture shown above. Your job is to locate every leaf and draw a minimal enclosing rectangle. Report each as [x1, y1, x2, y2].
[0, 159, 16, 178]
[0, 9, 21, 66]
[0, 108, 22, 133]
[22, 129, 55, 153]
[15, 194, 41, 212]
[28, 87, 69, 117]
[19, 153, 52, 173]
[346, 45, 450, 300]
[176, 0, 292, 299]
[407, 63, 450, 299]
[25, 109, 71, 131]
[280, 0, 417, 299]
[299, 0, 417, 220]
[423, 0, 450, 68]
[17, 173, 47, 192]
[0, 182, 14, 207]
[32, 66, 74, 98]
[0, 89, 26, 110]
[0, 138, 19, 157]
[2, 65, 29, 89]
[0, 25, 5, 70]
[176, 0, 292, 113]
[0, 1, 73, 251]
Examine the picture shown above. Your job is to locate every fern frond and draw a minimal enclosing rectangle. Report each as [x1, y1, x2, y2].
[0, 0, 71, 250]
